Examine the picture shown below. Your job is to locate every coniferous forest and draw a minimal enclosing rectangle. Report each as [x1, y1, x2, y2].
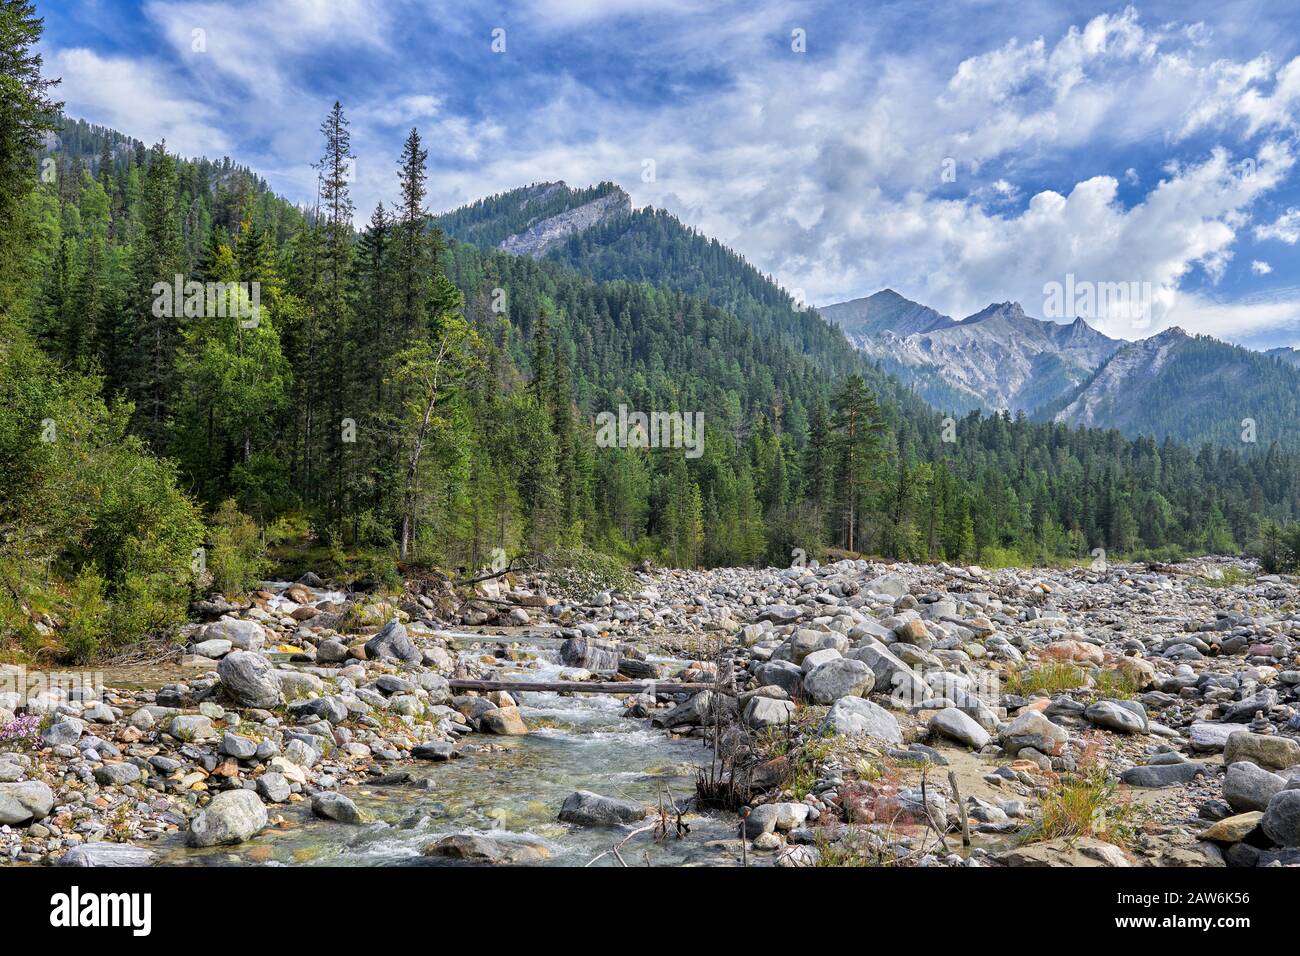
[4, 1, 1300, 659]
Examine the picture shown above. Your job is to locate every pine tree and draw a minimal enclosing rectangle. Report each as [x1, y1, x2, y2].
[830, 373, 884, 552]
[0, 0, 61, 312]
[128, 143, 182, 447]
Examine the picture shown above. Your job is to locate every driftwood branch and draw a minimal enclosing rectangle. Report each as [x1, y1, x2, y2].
[452, 559, 522, 587]
[948, 770, 971, 848]
[585, 822, 658, 867]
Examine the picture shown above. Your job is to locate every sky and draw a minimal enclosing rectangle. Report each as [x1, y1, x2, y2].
[37, 0, 1300, 348]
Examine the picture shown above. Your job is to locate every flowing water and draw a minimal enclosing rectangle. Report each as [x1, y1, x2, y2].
[127, 621, 743, 867]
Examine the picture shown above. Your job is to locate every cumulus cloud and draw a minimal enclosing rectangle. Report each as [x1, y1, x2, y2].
[1256, 208, 1300, 243]
[43, 2, 1300, 346]
[49, 47, 231, 158]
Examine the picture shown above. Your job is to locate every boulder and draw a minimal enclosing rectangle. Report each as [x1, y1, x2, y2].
[1262, 789, 1300, 847]
[1198, 811, 1263, 844]
[802, 658, 874, 704]
[364, 619, 422, 665]
[479, 706, 529, 735]
[1224, 761, 1287, 813]
[744, 801, 810, 836]
[559, 790, 647, 826]
[849, 643, 929, 706]
[187, 789, 268, 847]
[1120, 762, 1208, 788]
[169, 714, 215, 741]
[40, 716, 85, 747]
[256, 772, 292, 803]
[929, 707, 990, 749]
[559, 636, 619, 671]
[1224, 731, 1300, 771]
[412, 741, 456, 761]
[1188, 721, 1237, 753]
[652, 691, 733, 728]
[743, 695, 795, 730]
[865, 573, 909, 598]
[315, 638, 350, 663]
[57, 843, 155, 866]
[1000, 710, 1069, 757]
[999, 837, 1130, 867]
[312, 792, 363, 824]
[753, 660, 804, 697]
[193, 638, 233, 659]
[218, 651, 283, 709]
[1084, 699, 1147, 734]
[203, 616, 265, 650]
[421, 833, 550, 864]
[821, 697, 902, 743]
[0, 781, 54, 825]
[93, 763, 141, 786]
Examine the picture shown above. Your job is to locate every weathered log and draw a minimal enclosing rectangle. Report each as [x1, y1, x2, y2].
[446, 678, 715, 695]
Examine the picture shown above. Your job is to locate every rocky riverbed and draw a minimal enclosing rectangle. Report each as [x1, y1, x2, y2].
[2, 556, 1300, 867]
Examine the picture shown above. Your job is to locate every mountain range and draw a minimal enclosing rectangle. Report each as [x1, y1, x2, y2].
[433, 179, 1300, 450]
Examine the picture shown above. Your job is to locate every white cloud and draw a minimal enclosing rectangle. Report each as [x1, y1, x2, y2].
[1157, 289, 1300, 346]
[1256, 208, 1300, 243]
[49, 48, 231, 158]
[1253, 259, 1273, 274]
[43, 3, 1300, 349]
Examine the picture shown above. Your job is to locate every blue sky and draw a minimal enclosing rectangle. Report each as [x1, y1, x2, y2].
[38, 0, 1300, 348]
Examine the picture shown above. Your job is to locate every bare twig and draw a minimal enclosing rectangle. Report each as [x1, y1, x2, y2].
[585, 821, 660, 867]
[948, 769, 971, 848]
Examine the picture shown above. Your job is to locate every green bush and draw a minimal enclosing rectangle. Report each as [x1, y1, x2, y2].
[61, 566, 109, 661]
[543, 545, 635, 601]
[207, 499, 269, 596]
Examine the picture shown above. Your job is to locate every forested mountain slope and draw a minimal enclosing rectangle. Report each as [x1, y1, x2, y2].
[10, 86, 1300, 661]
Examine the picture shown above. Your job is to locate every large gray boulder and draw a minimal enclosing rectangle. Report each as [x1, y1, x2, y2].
[57, 843, 155, 866]
[1188, 721, 1236, 753]
[821, 697, 902, 743]
[203, 616, 265, 650]
[559, 790, 647, 826]
[865, 573, 909, 598]
[802, 658, 874, 704]
[421, 833, 551, 864]
[1000, 710, 1069, 757]
[754, 660, 803, 697]
[0, 781, 54, 825]
[929, 707, 990, 749]
[311, 792, 363, 824]
[743, 695, 795, 730]
[40, 716, 85, 747]
[848, 643, 928, 705]
[1224, 731, 1300, 771]
[1084, 699, 1148, 734]
[559, 636, 619, 671]
[1262, 789, 1300, 847]
[652, 691, 733, 728]
[1224, 761, 1287, 813]
[1121, 762, 1208, 788]
[218, 651, 283, 708]
[188, 789, 268, 847]
[364, 619, 421, 665]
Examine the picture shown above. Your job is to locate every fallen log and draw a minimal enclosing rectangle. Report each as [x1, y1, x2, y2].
[446, 678, 716, 695]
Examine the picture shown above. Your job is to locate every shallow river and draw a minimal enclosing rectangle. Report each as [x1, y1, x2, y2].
[125, 627, 744, 867]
